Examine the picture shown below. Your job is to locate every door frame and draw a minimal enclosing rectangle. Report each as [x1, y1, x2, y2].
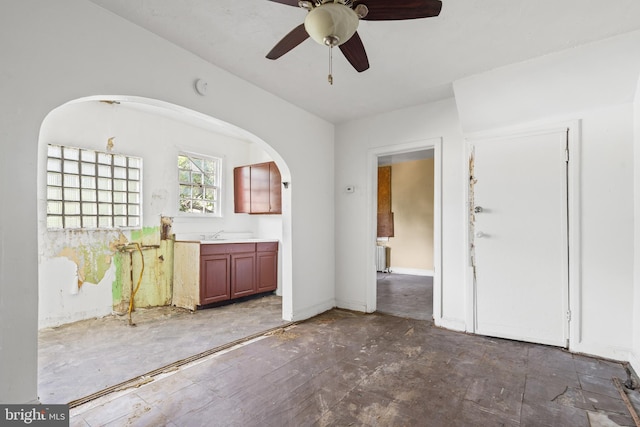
[464, 120, 581, 349]
[366, 138, 443, 320]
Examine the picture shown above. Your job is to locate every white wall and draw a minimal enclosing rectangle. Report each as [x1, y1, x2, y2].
[335, 98, 467, 329]
[0, 0, 334, 404]
[632, 74, 640, 375]
[38, 100, 272, 328]
[454, 31, 640, 361]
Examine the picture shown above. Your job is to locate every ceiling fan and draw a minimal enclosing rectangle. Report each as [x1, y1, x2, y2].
[266, 0, 442, 83]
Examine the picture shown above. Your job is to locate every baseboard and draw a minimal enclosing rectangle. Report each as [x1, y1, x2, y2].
[569, 342, 630, 363]
[435, 316, 467, 332]
[335, 299, 368, 313]
[629, 351, 640, 379]
[386, 267, 434, 277]
[290, 298, 336, 322]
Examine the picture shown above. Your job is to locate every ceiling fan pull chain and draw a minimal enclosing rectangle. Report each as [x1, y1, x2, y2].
[328, 45, 334, 85]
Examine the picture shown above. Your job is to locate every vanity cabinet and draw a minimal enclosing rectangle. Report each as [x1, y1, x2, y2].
[234, 161, 282, 214]
[173, 240, 278, 310]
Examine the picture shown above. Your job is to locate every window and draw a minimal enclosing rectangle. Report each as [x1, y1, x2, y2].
[46, 144, 142, 229]
[178, 153, 221, 215]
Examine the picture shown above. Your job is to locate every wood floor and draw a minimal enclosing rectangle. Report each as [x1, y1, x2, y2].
[69, 309, 639, 426]
[38, 275, 640, 426]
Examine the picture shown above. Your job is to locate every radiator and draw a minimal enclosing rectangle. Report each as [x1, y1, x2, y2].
[376, 246, 390, 272]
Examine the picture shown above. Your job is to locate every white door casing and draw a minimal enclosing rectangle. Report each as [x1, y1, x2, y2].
[470, 129, 569, 347]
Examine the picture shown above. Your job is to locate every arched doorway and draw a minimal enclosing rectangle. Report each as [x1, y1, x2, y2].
[37, 96, 293, 403]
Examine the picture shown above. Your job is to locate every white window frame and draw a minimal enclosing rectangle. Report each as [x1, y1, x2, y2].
[177, 152, 222, 217]
[46, 144, 143, 230]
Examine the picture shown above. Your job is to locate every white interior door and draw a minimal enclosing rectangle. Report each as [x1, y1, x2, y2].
[472, 130, 568, 347]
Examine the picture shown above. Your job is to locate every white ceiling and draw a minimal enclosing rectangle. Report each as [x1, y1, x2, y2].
[87, 0, 640, 124]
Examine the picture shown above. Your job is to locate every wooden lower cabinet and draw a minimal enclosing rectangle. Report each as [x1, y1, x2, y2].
[173, 241, 279, 310]
[200, 254, 231, 305]
[257, 242, 278, 293]
[231, 252, 256, 298]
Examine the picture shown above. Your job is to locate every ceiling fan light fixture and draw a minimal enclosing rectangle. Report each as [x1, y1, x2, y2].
[304, 2, 359, 47]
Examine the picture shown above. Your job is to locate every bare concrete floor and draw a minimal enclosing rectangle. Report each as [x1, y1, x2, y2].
[377, 273, 433, 321]
[39, 293, 288, 404]
[69, 309, 640, 426]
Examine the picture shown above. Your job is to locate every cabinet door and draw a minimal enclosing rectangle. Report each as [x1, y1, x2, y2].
[234, 166, 251, 213]
[269, 162, 282, 214]
[250, 163, 271, 214]
[200, 255, 230, 304]
[231, 252, 256, 298]
[256, 250, 278, 293]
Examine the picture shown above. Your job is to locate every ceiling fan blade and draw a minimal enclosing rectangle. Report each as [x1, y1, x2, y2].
[266, 0, 300, 6]
[266, 24, 310, 60]
[339, 32, 369, 72]
[355, 0, 442, 20]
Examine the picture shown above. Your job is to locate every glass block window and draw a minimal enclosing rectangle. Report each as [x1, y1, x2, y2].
[47, 144, 142, 229]
[178, 153, 221, 215]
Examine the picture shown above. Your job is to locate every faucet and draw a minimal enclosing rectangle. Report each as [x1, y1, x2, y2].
[211, 230, 224, 240]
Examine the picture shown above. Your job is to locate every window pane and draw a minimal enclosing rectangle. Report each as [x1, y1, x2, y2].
[83, 216, 97, 228]
[48, 145, 61, 158]
[47, 158, 61, 172]
[98, 153, 111, 164]
[114, 204, 127, 215]
[113, 179, 127, 191]
[64, 202, 80, 215]
[47, 216, 63, 229]
[113, 192, 126, 203]
[128, 181, 139, 192]
[98, 203, 112, 215]
[99, 217, 112, 228]
[48, 172, 62, 186]
[98, 191, 112, 203]
[47, 186, 62, 200]
[129, 158, 141, 168]
[205, 188, 216, 200]
[128, 217, 140, 227]
[64, 188, 80, 201]
[129, 168, 140, 180]
[98, 178, 111, 190]
[98, 165, 111, 177]
[81, 162, 94, 175]
[180, 185, 191, 198]
[81, 176, 96, 189]
[114, 167, 127, 179]
[128, 193, 140, 204]
[192, 172, 202, 185]
[179, 170, 190, 183]
[81, 150, 95, 162]
[128, 205, 139, 216]
[47, 201, 62, 215]
[82, 189, 96, 202]
[114, 216, 127, 227]
[82, 203, 97, 215]
[204, 202, 214, 214]
[114, 155, 126, 167]
[66, 216, 81, 228]
[64, 160, 79, 174]
[63, 147, 79, 160]
[64, 174, 79, 188]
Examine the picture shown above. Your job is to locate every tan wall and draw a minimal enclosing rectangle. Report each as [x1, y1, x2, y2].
[388, 158, 434, 271]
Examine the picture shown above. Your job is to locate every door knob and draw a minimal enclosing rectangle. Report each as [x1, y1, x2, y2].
[475, 231, 486, 238]
[474, 206, 483, 213]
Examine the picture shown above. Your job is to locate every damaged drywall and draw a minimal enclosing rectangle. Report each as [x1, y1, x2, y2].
[39, 219, 175, 328]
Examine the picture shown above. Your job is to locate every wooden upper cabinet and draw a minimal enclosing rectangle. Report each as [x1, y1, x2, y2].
[234, 166, 251, 213]
[234, 161, 282, 214]
[377, 165, 394, 237]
